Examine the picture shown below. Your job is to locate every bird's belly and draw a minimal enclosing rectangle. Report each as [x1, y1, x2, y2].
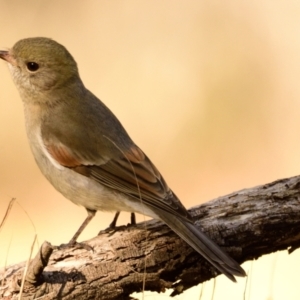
[25, 123, 157, 218]
[30, 138, 156, 217]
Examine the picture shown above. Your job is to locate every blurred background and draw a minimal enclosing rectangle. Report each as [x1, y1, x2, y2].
[1, 1, 300, 299]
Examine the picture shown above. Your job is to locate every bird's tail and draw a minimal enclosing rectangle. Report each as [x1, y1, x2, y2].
[155, 211, 246, 282]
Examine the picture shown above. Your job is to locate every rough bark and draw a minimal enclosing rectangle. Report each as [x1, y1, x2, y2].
[1, 175, 300, 299]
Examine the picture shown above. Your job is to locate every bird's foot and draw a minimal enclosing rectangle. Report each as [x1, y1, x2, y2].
[54, 240, 94, 252]
[98, 224, 127, 236]
[98, 212, 137, 235]
[98, 222, 136, 236]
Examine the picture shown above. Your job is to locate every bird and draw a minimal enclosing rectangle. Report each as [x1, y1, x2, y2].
[0, 37, 245, 281]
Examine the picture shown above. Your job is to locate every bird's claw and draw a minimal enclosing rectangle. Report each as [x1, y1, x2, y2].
[54, 241, 94, 252]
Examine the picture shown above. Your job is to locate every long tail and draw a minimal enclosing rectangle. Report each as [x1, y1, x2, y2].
[156, 211, 246, 282]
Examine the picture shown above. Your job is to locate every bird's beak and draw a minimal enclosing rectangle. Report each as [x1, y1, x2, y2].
[0, 50, 17, 65]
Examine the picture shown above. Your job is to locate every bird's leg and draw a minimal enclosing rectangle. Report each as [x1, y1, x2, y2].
[68, 209, 96, 245]
[109, 211, 120, 229]
[109, 211, 136, 228]
[130, 212, 136, 225]
[99, 212, 137, 235]
[57, 209, 96, 250]
[55, 208, 96, 250]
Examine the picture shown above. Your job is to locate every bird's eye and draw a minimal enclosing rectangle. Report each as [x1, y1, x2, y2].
[26, 62, 39, 72]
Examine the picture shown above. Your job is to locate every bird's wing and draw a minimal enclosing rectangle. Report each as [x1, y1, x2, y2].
[41, 125, 247, 281]
[43, 137, 192, 222]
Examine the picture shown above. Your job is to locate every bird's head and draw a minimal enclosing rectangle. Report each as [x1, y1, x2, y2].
[0, 37, 79, 96]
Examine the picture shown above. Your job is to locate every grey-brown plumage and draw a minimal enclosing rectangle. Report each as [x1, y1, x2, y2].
[0, 37, 246, 281]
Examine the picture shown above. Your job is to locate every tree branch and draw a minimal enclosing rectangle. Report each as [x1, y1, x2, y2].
[1, 175, 300, 299]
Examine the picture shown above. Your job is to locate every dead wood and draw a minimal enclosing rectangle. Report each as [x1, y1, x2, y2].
[1, 175, 300, 299]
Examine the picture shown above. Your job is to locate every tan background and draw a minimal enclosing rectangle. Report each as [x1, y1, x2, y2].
[0, 1, 300, 299]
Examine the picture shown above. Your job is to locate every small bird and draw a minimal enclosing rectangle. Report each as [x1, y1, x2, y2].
[0, 37, 245, 281]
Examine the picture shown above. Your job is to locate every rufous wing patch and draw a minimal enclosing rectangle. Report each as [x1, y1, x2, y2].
[125, 146, 145, 163]
[46, 143, 81, 167]
[123, 146, 160, 183]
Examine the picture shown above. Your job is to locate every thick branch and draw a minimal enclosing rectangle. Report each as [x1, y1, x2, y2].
[1, 175, 300, 299]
